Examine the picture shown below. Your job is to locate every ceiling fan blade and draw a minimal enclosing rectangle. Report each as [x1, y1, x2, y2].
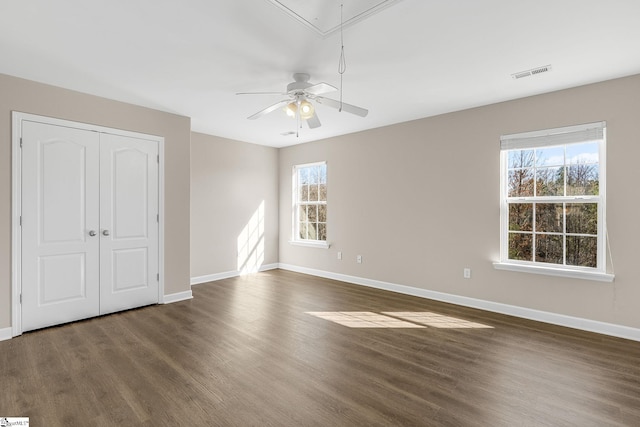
[306, 112, 321, 129]
[237, 91, 287, 95]
[304, 82, 338, 96]
[247, 100, 290, 120]
[315, 96, 368, 117]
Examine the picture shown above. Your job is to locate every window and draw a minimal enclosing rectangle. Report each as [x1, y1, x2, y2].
[497, 122, 612, 281]
[293, 162, 327, 246]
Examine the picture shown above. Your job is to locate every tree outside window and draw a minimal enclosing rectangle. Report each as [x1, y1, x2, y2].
[500, 122, 606, 273]
[293, 162, 327, 242]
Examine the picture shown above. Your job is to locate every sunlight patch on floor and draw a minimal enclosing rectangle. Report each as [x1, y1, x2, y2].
[306, 312, 425, 328]
[306, 311, 494, 329]
[383, 312, 494, 329]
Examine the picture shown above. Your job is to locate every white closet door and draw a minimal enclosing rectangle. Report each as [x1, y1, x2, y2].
[99, 133, 159, 315]
[21, 121, 101, 331]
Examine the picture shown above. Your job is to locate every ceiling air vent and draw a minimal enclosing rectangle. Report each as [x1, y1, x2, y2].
[511, 65, 552, 80]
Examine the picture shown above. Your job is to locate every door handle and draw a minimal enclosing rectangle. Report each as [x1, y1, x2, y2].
[102, 230, 110, 236]
[88, 230, 97, 237]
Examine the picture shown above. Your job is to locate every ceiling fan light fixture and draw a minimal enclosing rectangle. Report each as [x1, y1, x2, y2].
[284, 102, 297, 118]
[299, 100, 315, 119]
[284, 99, 314, 120]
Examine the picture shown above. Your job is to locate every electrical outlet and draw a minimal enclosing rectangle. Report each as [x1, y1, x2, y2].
[357, 255, 362, 264]
[337, 251, 342, 260]
[463, 268, 471, 279]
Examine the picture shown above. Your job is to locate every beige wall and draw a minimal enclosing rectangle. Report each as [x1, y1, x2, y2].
[190, 132, 279, 278]
[5, 71, 637, 333]
[279, 74, 640, 329]
[0, 73, 192, 330]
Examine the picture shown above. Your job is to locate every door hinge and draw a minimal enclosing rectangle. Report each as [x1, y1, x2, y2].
[19, 216, 22, 226]
[157, 273, 160, 281]
[20, 294, 22, 304]
[157, 213, 159, 223]
[20, 137, 23, 148]
[157, 154, 159, 163]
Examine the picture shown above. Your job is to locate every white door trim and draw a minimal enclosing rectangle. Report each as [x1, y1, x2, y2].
[11, 112, 166, 337]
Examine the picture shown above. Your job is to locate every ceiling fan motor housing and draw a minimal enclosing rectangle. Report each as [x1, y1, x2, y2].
[287, 73, 312, 94]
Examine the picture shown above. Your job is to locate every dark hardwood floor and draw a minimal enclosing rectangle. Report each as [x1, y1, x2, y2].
[1, 269, 639, 426]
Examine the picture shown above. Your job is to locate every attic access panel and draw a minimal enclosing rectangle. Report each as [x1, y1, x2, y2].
[267, 0, 404, 37]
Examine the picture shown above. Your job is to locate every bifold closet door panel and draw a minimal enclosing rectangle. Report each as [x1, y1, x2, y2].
[21, 121, 101, 332]
[99, 133, 159, 315]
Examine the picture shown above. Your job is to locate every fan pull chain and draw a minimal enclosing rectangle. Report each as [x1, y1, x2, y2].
[296, 97, 301, 137]
[338, 3, 346, 112]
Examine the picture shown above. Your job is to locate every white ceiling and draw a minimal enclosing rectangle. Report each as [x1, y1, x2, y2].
[1, 0, 639, 148]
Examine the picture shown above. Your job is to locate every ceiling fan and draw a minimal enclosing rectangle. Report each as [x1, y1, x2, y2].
[237, 73, 368, 130]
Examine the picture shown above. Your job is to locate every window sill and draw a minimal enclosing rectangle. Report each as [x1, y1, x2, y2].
[493, 262, 614, 282]
[289, 240, 331, 249]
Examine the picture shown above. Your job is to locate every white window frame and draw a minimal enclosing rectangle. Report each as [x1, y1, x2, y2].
[290, 161, 330, 249]
[494, 121, 614, 282]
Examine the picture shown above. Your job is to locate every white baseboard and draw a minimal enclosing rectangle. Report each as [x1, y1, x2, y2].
[0, 327, 12, 341]
[191, 270, 239, 285]
[191, 263, 279, 286]
[278, 263, 640, 342]
[163, 290, 193, 304]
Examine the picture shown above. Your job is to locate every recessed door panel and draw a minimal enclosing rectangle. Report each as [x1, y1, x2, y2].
[113, 149, 148, 239]
[21, 121, 100, 332]
[113, 248, 148, 292]
[39, 253, 86, 305]
[41, 141, 87, 244]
